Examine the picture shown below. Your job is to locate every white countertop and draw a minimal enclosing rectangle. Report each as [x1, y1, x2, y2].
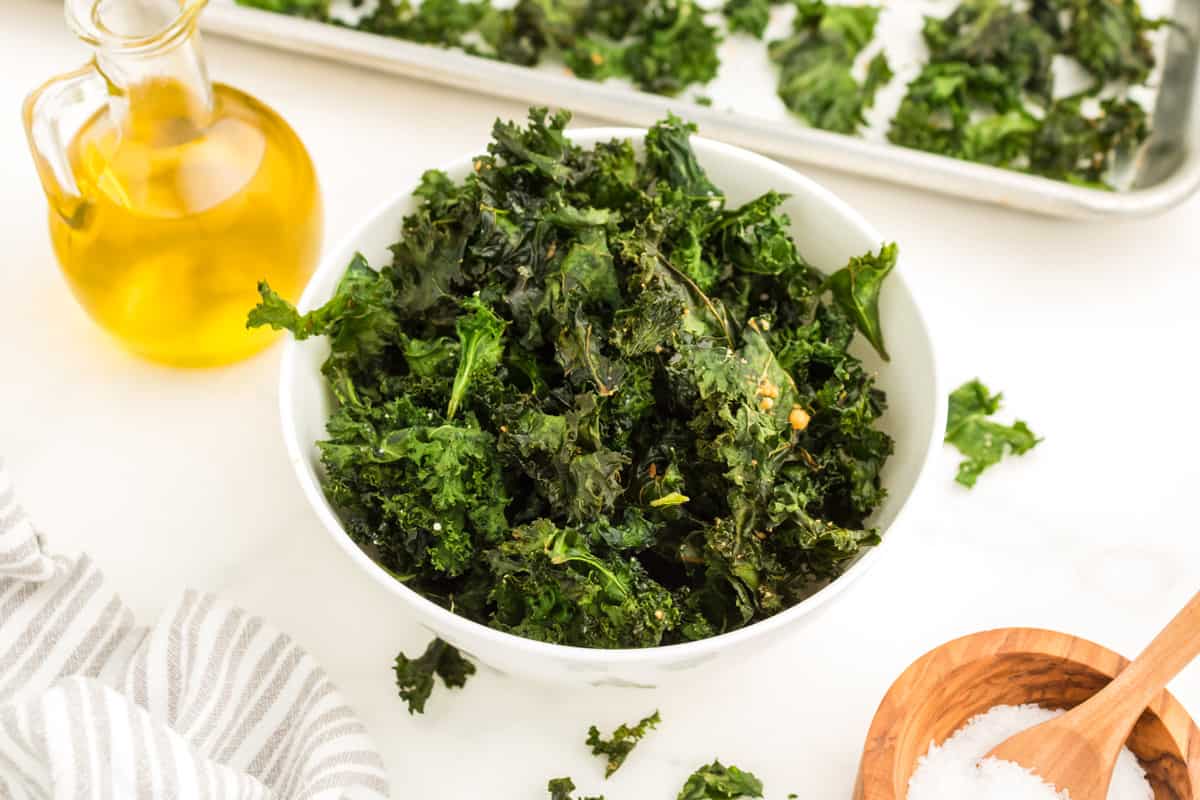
[4, 1, 1200, 795]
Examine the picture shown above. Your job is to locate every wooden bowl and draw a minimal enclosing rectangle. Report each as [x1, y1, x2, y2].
[856, 628, 1200, 800]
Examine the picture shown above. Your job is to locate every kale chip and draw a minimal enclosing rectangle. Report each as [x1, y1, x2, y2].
[393, 637, 477, 714]
[565, 0, 722, 96]
[922, 0, 1058, 103]
[677, 761, 764, 800]
[722, 0, 783, 39]
[250, 109, 896, 649]
[945, 379, 1041, 488]
[587, 710, 661, 777]
[1049, 0, 1171, 86]
[768, 1, 892, 134]
[548, 777, 604, 800]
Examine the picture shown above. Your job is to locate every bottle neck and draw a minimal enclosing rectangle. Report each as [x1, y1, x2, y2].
[71, 0, 214, 139]
[98, 32, 215, 139]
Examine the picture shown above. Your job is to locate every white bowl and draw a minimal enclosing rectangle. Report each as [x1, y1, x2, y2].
[280, 128, 943, 687]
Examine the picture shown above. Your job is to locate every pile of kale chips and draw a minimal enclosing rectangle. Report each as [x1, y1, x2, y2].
[250, 110, 896, 649]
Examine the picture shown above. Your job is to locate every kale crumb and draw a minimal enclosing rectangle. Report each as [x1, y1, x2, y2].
[393, 637, 476, 714]
[768, 1, 893, 135]
[587, 710, 661, 777]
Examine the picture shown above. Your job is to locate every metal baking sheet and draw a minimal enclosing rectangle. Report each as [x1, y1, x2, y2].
[200, 0, 1200, 219]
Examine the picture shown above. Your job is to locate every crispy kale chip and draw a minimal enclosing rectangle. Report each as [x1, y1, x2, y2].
[677, 761, 765, 800]
[723, 0, 782, 39]
[824, 242, 896, 361]
[768, 1, 891, 134]
[587, 710, 661, 777]
[922, 0, 1057, 102]
[393, 637, 476, 714]
[566, 0, 722, 96]
[945, 379, 1041, 488]
[250, 109, 895, 649]
[448, 295, 507, 419]
[1049, 0, 1171, 85]
[1030, 96, 1150, 186]
[548, 777, 604, 800]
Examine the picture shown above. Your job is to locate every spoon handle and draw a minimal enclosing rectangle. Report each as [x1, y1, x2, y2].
[1086, 590, 1200, 750]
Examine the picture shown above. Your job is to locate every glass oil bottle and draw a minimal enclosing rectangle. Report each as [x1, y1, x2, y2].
[24, 0, 322, 366]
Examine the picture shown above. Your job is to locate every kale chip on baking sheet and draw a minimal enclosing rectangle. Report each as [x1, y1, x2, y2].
[677, 761, 765, 800]
[250, 109, 896, 650]
[392, 637, 477, 714]
[768, 1, 893, 134]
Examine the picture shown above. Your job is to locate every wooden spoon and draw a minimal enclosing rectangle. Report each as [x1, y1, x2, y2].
[987, 590, 1200, 799]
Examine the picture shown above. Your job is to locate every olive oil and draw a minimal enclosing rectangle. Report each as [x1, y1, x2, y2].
[48, 80, 321, 366]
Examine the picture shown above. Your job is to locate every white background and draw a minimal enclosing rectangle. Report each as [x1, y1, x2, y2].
[4, 0, 1200, 795]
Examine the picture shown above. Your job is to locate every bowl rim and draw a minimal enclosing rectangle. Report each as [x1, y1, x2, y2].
[278, 126, 946, 666]
[856, 626, 1200, 798]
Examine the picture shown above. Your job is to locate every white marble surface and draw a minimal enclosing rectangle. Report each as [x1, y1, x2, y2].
[4, 1, 1200, 795]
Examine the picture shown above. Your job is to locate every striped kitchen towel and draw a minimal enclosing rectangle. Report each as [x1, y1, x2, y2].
[0, 464, 390, 799]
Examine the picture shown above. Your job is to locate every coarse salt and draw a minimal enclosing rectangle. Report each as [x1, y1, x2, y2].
[907, 704, 1154, 800]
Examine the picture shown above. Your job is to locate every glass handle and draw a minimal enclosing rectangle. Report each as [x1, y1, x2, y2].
[22, 62, 108, 228]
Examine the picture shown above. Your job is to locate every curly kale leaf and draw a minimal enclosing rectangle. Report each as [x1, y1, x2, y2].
[1029, 97, 1149, 186]
[1050, 0, 1170, 85]
[768, 1, 891, 134]
[824, 242, 896, 361]
[488, 519, 680, 647]
[708, 191, 806, 278]
[568, 0, 722, 97]
[548, 777, 605, 800]
[248, 253, 395, 347]
[644, 114, 719, 197]
[389, 170, 477, 316]
[586, 710, 661, 777]
[922, 0, 1057, 102]
[723, 0, 782, 38]
[888, 62, 1023, 158]
[622, 0, 722, 96]
[448, 296, 507, 419]
[962, 109, 1040, 166]
[677, 761, 765, 800]
[356, 0, 494, 46]
[945, 379, 1042, 488]
[393, 637, 476, 714]
[320, 419, 510, 576]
